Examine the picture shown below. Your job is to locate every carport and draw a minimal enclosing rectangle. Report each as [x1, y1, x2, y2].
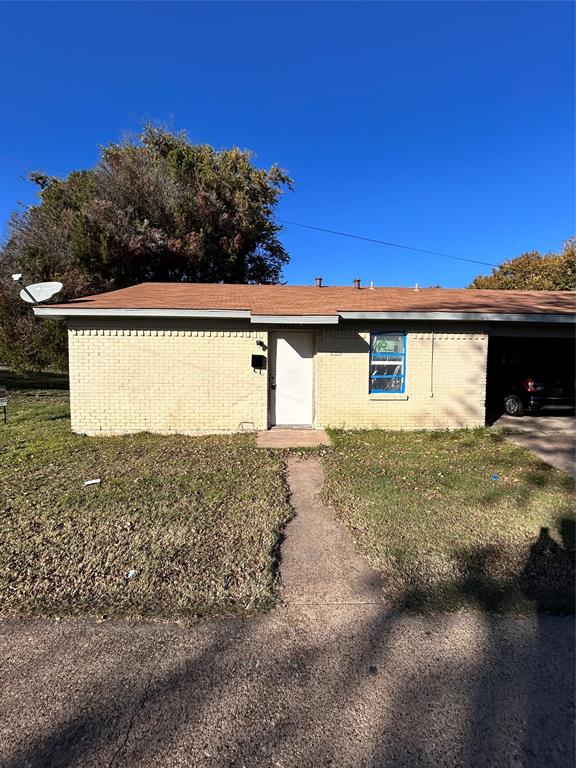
[486, 324, 575, 420]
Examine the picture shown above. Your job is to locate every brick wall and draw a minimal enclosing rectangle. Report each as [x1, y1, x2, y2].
[314, 327, 488, 430]
[67, 320, 488, 435]
[68, 323, 268, 435]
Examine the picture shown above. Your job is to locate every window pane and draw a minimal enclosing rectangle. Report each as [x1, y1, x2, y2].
[370, 361, 403, 378]
[369, 333, 406, 393]
[372, 334, 404, 355]
[370, 376, 403, 393]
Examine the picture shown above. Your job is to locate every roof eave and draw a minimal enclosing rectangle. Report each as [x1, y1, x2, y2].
[33, 306, 340, 324]
[338, 311, 575, 323]
[33, 307, 252, 320]
[249, 314, 339, 325]
[32, 307, 575, 324]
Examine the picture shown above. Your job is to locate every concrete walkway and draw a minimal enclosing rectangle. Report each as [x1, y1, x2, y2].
[281, 457, 381, 606]
[492, 414, 575, 477]
[256, 428, 331, 448]
[1, 457, 574, 768]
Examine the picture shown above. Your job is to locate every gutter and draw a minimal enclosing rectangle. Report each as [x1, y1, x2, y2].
[33, 306, 575, 325]
[338, 311, 575, 324]
[33, 306, 339, 324]
[33, 307, 252, 320]
[249, 314, 339, 325]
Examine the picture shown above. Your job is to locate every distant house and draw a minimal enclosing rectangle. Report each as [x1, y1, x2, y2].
[34, 282, 575, 435]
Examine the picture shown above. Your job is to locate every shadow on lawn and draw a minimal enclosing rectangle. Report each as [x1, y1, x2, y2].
[2, 521, 575, 768]
[400, 517, 575, 615]
[0, 370, 69, 391]
[1, 383, 574, 766]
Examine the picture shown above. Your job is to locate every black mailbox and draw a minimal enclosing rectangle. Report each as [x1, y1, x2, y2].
[251, 354, 267, 371]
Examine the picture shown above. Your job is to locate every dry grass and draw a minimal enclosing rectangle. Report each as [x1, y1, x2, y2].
[322, 428, 575, 614]
[0, 373, 291, 620]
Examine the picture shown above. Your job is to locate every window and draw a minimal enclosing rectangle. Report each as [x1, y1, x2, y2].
[369, 333, 406, 393]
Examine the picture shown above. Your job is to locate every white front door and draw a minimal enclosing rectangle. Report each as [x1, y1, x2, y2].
[270, 332, 314, 426]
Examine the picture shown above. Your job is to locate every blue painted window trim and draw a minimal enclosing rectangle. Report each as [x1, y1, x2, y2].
[369, 332, 407, 394]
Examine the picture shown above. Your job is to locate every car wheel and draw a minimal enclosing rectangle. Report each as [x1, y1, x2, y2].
[504, 395, 524, 417]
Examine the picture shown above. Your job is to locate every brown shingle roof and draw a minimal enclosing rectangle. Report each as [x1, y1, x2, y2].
[48, 283, 576, 316]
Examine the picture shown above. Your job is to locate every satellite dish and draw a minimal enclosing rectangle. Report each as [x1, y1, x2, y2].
[20, 281, 63, 304]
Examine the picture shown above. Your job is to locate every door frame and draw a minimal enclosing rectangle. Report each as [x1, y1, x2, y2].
[268, 330, 316, 428]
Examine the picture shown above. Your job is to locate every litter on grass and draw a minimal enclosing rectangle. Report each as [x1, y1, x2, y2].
[126, 569, 138, 579]
[83, 478, 101, 486]
[491, 474, 501, 481]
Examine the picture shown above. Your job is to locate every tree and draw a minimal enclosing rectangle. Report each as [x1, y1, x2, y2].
[469, 239, 576, 291]
[0, 125, 293, 371]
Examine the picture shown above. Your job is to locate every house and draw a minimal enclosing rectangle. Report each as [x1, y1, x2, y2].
[34, 282, 575, 436]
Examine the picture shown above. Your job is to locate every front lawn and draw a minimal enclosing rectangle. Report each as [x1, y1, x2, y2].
[0, 373, 291, 620]
[322, 429, 575, 614]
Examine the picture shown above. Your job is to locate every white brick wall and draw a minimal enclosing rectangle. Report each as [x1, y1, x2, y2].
[68, 325, 268, 435]
[68, 321, 489, 435]
[313, 327, 488, 430]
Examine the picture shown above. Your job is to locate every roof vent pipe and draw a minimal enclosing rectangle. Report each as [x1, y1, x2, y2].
[353, 278, 361, 289]
[315, 276, 323, 288]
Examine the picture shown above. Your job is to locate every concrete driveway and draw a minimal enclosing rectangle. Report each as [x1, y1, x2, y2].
[1, 457, 574, 768]
[491, 413, 576, 477]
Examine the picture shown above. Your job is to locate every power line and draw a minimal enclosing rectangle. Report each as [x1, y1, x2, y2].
[0, 154, 499, 269]
[278, 218, 498, 268]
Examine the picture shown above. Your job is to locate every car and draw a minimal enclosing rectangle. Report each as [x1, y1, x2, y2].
[503, 373, 575, 417]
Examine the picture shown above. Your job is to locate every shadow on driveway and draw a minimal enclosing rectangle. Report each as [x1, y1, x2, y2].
[0, 605, 574, 768]
[491, 413, 575, 477]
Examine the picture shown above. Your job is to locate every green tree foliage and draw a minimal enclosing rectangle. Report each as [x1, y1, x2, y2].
[0, 125, 293, 371]
[469, 239, 576, 290]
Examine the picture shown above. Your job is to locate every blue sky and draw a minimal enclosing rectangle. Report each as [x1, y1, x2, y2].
[0, 1, 573, 288]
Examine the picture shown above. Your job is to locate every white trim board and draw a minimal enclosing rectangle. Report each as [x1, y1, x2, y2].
[33, 306, 339, 324]
[33, 307, 251, 320]
[250, 315, 339, 325]
[33, 306, 574, 325]
[338, 311, 575, 324]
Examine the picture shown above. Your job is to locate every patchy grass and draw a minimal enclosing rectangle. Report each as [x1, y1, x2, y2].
[0, 373, 291, 620]
[322, 429, 575, 615]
